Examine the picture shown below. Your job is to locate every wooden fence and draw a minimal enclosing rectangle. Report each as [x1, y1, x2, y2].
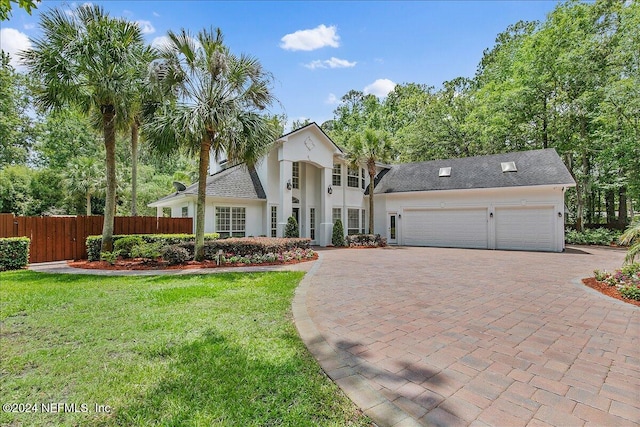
[0, 214, 193, 263]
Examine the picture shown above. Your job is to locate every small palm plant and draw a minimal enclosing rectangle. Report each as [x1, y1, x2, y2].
[620, 220, 640, 264]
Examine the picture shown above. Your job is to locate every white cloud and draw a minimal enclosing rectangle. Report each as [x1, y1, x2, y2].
[280, 24, 339, 51]
[23, 23, 35, 30]
[304, 57, 356, 70]
[325, 93, 339, 105]
[135, 20, 155, 34]
[151, 36, 171, 49]
[363, 78, 396, 98]
[153, 11, 160, 17]
[0, 28, 32, 71]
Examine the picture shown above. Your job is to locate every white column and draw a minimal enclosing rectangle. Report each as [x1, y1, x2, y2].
[277, 160, 293, 237]
[156, 206, 163, 217]
[319, 166, 333, 246]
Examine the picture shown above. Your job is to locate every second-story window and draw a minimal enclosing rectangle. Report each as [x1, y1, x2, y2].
[292, 162, 299, 189]
[332, 164, 341, 186]
[347, 166, 359, 188]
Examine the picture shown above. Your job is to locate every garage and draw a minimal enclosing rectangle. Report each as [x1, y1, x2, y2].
[402, 208, 488, 249]
[495, 206, 555, 252]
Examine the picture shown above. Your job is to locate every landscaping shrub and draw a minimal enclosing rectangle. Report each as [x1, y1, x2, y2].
[113, 236, 144, 258]
[284, 216, 299, 238]
[100, 251, 119, 265]
[332, 219, 346, 247]
[593, 263, 640, 301]
[565, 228, 622, 246]
[87, 233, 219, 261]
[346, 234, 387, 248]
[130, 242, 162, 261]
[0, 237, 30, 271]
[179, 237, 311, 260]
[161, 245, 190, 266]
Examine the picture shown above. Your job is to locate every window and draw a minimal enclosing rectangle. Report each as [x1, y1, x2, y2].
[181, 206, 188, 218]
[362, 209, 366, 233]
[310, 208, 316, 240]
[348, 208, 360, 235]
[347, 167, 360, 188]
[216, 207, 246, 238]
[292, 162, 300, 189]
[332, 164, 341, 186]
[332, 208, 342, 224]
[270, 206, 277, 237]
[361, 168, 366, 190]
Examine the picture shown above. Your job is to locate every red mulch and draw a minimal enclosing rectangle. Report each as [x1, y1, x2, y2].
[581, 277, 640, 307]
[67, 254, 318, 271]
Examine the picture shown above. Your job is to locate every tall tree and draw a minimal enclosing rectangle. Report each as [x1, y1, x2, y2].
[64, 157, 102, 215]
[347, 128, 394, 234]
[21, 4, 147, 252]
[145, 27, 278, 261]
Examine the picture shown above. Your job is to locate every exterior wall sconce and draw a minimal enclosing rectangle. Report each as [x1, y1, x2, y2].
[490, 212, 494, 218]
[286, 180, 292, 190]
[398, 214, 401, 219]
[558, 212, 563, 218]
[327, 186, 333, 195]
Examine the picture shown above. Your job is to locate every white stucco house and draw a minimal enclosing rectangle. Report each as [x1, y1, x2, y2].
[150, 123, 576, 252]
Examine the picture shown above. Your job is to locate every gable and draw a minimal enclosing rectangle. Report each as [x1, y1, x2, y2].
[276, 123, 342, 169]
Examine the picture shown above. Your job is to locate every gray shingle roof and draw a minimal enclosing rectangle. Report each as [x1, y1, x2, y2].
[155, 164, 266, 203]
[373, 148, 575, 194]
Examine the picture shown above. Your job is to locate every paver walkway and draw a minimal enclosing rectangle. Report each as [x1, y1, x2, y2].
[293, 246, 640, 426]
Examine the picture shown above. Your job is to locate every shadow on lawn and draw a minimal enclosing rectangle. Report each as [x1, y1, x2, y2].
[114, 328, 365, 426]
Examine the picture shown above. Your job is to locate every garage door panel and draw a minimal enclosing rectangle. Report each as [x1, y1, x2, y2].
[403, 209, 488, 249]
[495, 206, 554, 251]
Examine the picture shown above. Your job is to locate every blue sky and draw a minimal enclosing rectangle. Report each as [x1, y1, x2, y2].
[1, 1, 562, 130]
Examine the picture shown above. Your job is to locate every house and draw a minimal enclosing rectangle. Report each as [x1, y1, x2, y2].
[150, 123, 576, 252]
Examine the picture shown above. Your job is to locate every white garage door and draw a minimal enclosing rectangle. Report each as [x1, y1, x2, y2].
[495, 206, 555, 251]
[402, 209, 488, 248]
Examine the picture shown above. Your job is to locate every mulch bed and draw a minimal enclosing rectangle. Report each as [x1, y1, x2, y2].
[67, 253, 318, 271]
[581, 277, 640, 307]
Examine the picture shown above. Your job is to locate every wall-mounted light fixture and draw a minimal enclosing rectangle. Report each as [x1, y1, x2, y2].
[398, 214, 401, 219]
[286, 180, 292, 190]
[490, 212, 494, 218]
[327, 186, 333, 195]
[558, 212, 563, 218]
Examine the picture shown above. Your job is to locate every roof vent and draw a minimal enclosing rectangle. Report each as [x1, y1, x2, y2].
[439, 167, 451, 177]
[501, 161, 517, 173]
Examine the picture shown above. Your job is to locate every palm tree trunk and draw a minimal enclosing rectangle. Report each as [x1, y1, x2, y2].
[368, 159, 376, 234]
[194, 135, 212, 261]
[131, 119, 139, 216]
[101, 105, 117, 253]
[86, 192, 92, 216]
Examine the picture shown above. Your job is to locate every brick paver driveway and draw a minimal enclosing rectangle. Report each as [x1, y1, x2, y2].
[294, 246, 639, 426]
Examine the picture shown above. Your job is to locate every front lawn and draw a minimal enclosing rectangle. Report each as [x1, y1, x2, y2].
[0, 271, 369, 426]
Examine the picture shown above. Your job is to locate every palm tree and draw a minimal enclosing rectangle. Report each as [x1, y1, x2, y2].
[21, 4, 147, 252]
[620, 220, 640, 264]
[64, 157, 102, 215]
[348, 128, 394, 234]
[145, 27, 278, 261]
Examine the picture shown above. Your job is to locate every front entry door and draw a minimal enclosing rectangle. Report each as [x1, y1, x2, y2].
[388, 213, 397, 244]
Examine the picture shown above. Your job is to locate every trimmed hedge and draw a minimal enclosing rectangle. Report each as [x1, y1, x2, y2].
[0, 237, 30, 271]
[87, 233, 220, 261]
[346, 234, 387, 248]
[179, 237, 311, 260]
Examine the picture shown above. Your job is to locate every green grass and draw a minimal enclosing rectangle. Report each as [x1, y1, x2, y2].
[0, 271, 369, 426]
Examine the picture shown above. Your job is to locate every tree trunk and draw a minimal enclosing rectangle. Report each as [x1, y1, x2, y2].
[194, 135, 212, 261]
[100, 105, 117, 253]
[131, 119, 139, 216]
[618, 186, 628, 226]
[86, 192, 92, 216]
[542, 97, 548, 149]
[368, 159, 375, 234]
[605, 189, 615, 225]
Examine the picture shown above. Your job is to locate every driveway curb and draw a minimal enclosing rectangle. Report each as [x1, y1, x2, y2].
[292, 253, 424, 427]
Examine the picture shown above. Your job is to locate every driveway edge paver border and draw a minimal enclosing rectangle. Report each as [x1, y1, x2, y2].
[292, 253, 423, 427]
[571, 277, 640, 310]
